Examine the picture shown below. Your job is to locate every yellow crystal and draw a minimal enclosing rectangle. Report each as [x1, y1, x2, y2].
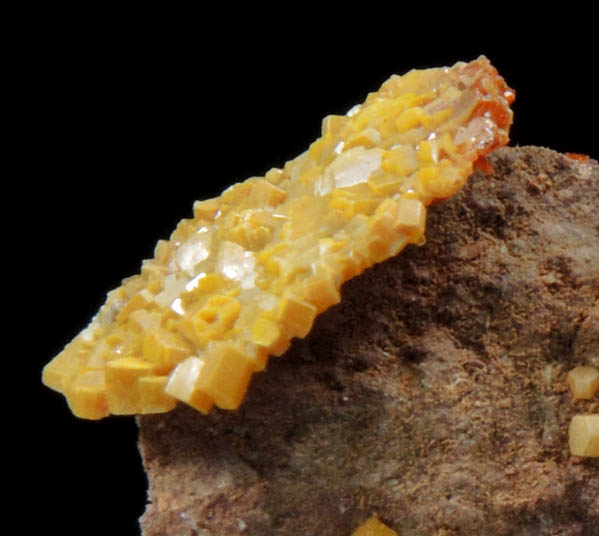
[42, 56, 514, 418]
[569, 415, 599, 457]
[67, 370, 108, 420]
[138, 375, 177, 413]
[352, 516, 399, 536]
[105, 357, 157, 415]
[567, 366, 599, 400]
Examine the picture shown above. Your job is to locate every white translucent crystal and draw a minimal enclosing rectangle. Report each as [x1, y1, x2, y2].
[216, 241, 257, 289]
[361, 127, 382, 145]
[87, 340, 111, 368]
[154, 274, 188, 308]
[80, 321, 100, 342]
[314, 174, 336, 196]
[185, 272, 207, 292]
[328, 147, 383, 189]
[286, 151, 312, 181]
[165, 357, 205, 400]
[170, 297, 185, 315]
[131, 312, 159, 330]
[176, 227, 213, 275]
[455, 116, 495, 150]
[238, 287, 278, 310]
[97, 293, 126, 325]
[346, 104, 361, 116]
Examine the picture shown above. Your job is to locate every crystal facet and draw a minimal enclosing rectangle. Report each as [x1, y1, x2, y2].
[352, 516, 399, 536]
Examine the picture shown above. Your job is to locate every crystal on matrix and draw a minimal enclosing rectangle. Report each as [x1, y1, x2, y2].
[42, 56, 514, 419]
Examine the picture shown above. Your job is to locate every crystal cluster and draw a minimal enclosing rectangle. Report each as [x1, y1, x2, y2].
[42, 56, 514, 419]
[567, 365, 599, 457]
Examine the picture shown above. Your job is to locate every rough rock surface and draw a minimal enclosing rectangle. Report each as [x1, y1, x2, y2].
[138, 146, 599, 536]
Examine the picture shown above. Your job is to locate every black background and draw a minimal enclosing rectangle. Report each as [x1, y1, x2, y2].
[25, 12, 595, 536]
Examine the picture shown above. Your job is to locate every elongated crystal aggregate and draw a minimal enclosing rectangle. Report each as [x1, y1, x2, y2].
[42, 56, 514, 419]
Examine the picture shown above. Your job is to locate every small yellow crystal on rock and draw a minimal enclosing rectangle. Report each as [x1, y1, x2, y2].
[352, 516, 399, 536]
[569, 415, 599, 457]
[567, 366, 599, 399]
[42, 56, 514, 419]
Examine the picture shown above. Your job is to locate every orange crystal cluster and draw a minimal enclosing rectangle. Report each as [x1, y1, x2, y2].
[567, 365, 599, 457]
[42, 56, 514, 419]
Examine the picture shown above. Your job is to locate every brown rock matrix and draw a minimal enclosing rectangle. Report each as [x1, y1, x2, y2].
[138, 146, 599, 536]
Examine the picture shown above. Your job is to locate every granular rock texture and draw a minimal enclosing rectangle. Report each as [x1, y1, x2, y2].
[138, 146, 599, 536]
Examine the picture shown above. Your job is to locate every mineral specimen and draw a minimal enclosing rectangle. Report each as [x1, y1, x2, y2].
[42, 56, 514, 419]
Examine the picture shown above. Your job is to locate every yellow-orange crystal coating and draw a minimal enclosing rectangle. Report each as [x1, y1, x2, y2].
[352, 516, 399, 536]
[42, 56, 514, 419]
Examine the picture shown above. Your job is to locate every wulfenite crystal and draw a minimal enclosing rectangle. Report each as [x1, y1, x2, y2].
[567, 365, 599, 399]
[569, 415, 599, 457]
[43, 56, 514, 419]
[352, 516, 399, 536]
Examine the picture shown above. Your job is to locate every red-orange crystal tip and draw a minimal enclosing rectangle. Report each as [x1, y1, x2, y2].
[473, 155, 495, 174]
[565, 152, 590, 162]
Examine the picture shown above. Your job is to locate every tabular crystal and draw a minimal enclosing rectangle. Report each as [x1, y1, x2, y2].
[569, 415, 599, 457]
